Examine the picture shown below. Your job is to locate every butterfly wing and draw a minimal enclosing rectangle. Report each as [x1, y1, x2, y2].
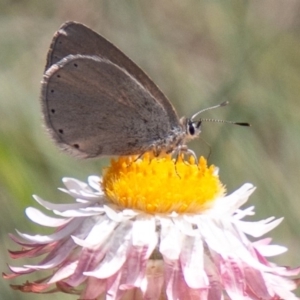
[45, 21, 179, 126]
[41, 55, 175, 157]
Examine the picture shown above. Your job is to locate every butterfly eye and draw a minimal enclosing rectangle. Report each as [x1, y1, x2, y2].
[187, 120, 202, 136]
[188, 122, 195, 135]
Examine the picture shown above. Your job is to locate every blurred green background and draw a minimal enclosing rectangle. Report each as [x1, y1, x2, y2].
[1, 0, 300, 299]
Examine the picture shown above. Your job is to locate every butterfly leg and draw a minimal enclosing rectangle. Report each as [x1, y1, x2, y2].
[174, 145, 198, 165]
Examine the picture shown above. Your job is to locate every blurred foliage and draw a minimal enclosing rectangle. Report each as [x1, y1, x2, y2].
[1, 0, 300, 299]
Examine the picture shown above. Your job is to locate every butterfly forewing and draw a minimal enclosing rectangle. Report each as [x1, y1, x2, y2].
[42, 55, 175, 157]
[45, 21, 179, 127]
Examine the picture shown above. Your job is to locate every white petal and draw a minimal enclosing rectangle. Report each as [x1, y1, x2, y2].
[172, 216, 196, 236]
[208, 183, 255, 216]
[120, 209, 139, 218]
[237, 217, 283, 238]
[8, 266, 33, 273]
[233, 206, 255, 220]
[33, 195, 92, 211]
[104, 205, 134, 222]
[16, 218, 84, 244]
[131, 216, 158, 255]
[72, 216, 118, 248]
[62, 177, 93, 192]
[25, 207, 70, 227]
[181, 235, 209, 289]
[159, 217, 184, 260]
[254, 243, 287, 257]
[58, 187, 102, 201]
[88, 175, 102, 192]
[53, 206, 105, 217]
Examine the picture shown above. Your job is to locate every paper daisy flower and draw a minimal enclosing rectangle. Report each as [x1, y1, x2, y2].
[4, 154, 300, 299]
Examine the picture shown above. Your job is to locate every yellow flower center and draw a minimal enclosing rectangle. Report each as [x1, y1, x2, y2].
[101, 153, 225, 214]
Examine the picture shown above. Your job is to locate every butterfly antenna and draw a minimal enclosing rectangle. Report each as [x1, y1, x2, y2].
[191, 101, 229, 121]
[191, 101, 250, 127]
[199, 118, 250, 127]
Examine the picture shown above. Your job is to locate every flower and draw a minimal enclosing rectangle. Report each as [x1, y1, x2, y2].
[4, 154, 300, 299]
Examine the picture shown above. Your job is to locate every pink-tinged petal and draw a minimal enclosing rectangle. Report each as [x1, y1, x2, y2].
[16, 218, 84, 244]
[121, 289, 144, 300]
[252, 237, 272, 246]
[8, 244, 55, 259]
[10, 281, 51, 293]
[25, 239, 76, 270]
[207, 275, 222, 300]
[120, 245, 149, 290]
[8, 233, 34, 245]
[251, 247, 297, 276]
[66, 243, 108, 286]
[243, 264, 273, 299]
[33, 195, 93, 211]
[84, 221, 133, 278]
[4, 266, 34, 276]
[219, 255, 247, 298]
[180, 235, 209, 289]
[280, 266, 300, 277]
[120, 217, 157, 290]
[48, 261, 78, 283]
[67, 217, 118, 286]
[164, 258, 201, 300]
[264, 273, 299, 300]
[25, 207, 71, 227]
[106, 271, 127, 300]
[37, 219, 100, 276]
[5, 176, 300, 299]
[106, 272, 145, 300]
[140, 260, 164, 300]
[85, 262, 145, 300]
[81, 276, 106, 299]
[197, 218, 278, 274]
